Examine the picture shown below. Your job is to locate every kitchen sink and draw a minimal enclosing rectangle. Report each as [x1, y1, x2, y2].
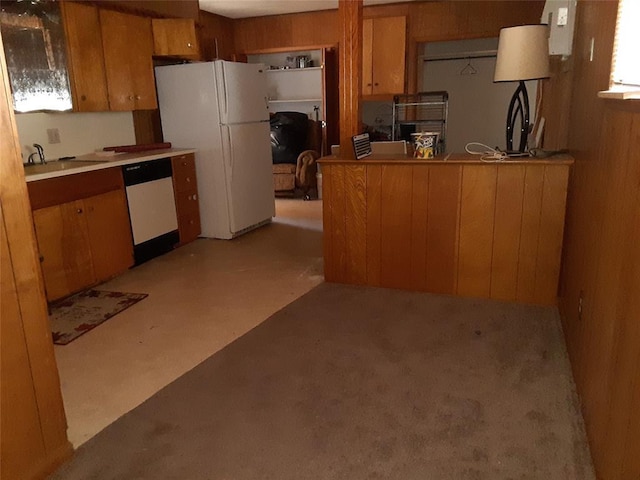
[23, 160, 107, 175]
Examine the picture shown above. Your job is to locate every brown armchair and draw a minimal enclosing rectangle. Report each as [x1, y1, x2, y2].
[273, 150, 319, 200]
[272, 118, 322, 199]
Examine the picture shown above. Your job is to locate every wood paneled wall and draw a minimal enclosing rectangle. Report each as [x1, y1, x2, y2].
[93, 0, 200, 19]
[0, 36, 72, 480]
[233, 1, 544, 93]
[198, 10, 235, 61]
[233, 1, 543, 52]
[544, 0, 640, 478]
[234, 9, 339, 53]
[322, 160, 570, 306]
[540, 56, 574, 150]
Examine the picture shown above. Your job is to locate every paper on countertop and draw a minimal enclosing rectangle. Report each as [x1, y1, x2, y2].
[72, 150, 126, 162]
[93, 150, 120, 157]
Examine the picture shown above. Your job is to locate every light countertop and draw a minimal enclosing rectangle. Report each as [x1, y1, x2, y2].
[318, 152, 575, 165]
[24, 148, 196, 182]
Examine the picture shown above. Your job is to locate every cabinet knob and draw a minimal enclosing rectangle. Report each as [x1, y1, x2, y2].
[187, 42, 192, 48]
[135, 95, 141, 100]
[186, 177, 191, 182]
[193, 194, 197, 201]
[374, 83, 379, 86]
[128, 95, 134, 100]
[182, 161, 187, 166]
[366, 83, 372, 86]
[189, 220, 194, 225]
[81, 94, 87, 101]
[76, 208, 83, 214]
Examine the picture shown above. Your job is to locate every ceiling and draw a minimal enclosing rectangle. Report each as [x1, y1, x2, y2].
[198, 0, 416, 19]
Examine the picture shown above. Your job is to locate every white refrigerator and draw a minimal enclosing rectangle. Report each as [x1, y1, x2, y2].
[155, 61, 275, 239]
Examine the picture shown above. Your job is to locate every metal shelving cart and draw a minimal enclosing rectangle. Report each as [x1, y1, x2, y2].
[392, 91, 449, 153]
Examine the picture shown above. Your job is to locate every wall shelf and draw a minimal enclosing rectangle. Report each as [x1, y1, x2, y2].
[269, 98, 322, 103]
[266, 66, 323, 73]
[249, 50, 324, 120]
[392, 91, 449, 153]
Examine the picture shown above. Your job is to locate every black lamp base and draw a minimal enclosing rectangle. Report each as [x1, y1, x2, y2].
[505, 80, 530, 154]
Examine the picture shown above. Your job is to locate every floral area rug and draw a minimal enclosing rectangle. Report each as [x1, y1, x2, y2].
[50, 290, 148, 345]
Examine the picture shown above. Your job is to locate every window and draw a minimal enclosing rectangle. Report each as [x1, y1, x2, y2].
[599, 0, 640, 99]
[612, 0, 640, 86]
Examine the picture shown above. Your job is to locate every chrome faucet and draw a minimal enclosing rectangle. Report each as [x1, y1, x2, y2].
[28, 143, 46, 164]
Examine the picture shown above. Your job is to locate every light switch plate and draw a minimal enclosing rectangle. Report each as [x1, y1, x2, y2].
[557, 7, 568, 26]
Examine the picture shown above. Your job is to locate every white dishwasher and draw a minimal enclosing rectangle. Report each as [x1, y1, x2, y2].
[122, 158, 179, 265]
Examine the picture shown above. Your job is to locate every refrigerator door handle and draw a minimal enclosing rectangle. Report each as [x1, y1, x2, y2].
[220, 62, 229, 120]
[225, 127, 233, 183]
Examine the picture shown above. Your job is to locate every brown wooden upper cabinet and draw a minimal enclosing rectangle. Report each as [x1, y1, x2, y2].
[61, 2, 157, 111]
[362, 16, 407, 97]
[152, 18, 201, 59]
[61, 1, 110, 112]
[100, 9, 157, 110]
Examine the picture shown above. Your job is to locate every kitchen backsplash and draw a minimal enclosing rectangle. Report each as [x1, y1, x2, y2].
[15, 111, 136, 162]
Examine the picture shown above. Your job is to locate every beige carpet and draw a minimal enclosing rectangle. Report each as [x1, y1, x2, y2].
[50, 283, 594, 479]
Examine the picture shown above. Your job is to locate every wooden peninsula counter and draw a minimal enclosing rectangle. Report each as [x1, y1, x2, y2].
[318, 153, 573, 306]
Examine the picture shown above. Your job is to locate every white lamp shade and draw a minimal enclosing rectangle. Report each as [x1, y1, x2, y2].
[494, 25, 550, 82]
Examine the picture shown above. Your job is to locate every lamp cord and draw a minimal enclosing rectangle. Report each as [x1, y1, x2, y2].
[464, 142, 530, 162]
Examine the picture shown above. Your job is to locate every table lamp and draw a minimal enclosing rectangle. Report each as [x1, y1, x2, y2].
[494, 25, 550, 153]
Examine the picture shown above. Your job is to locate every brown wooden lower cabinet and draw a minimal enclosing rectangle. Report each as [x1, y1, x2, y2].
[29, 169, 134, 302]
[171, 153, 201, 245]
[320, 156, 572, 306]
[32, 200, 95, 301]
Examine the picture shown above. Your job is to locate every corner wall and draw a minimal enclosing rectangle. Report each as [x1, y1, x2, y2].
[549, 1, 640, 478]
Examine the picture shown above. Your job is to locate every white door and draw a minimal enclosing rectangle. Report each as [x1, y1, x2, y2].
[220, 122, 275, 235]
[215, 61, 270, 125]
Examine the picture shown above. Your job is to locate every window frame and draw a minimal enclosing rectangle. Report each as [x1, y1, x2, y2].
[598, 0, 640, 100]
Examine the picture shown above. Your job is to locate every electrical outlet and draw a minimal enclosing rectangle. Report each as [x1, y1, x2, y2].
[47, 128, 61, 144]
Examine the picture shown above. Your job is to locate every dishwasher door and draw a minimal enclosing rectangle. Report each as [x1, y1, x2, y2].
[123, 158, 179, 265]
[125, 177, 178, 245]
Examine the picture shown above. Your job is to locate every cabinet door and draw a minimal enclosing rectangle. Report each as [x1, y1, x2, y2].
[362, 16, 406, 97]
[362, 18, 374, 96]
[129, 15, 157, 110]
[84, 189, 134, 282]
[152, 19, 200, 59]
[100, 9, 156, 110]
[172, 153, 198, 192]
[61, 1, 109, 112]
[100, 9, 135, 110]
[371, 16, 406, 95]
[174, 191, 201, 244]
[33, 201, 95, 301]
[171, 154, 201, 244]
